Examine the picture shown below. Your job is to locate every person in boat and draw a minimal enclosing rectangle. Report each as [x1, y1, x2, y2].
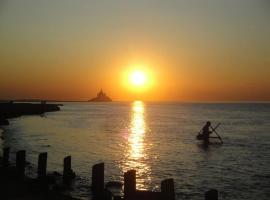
[202, 121, 212, 144]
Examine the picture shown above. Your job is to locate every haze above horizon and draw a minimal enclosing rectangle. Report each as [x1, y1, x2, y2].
[0, 0, 270, 101]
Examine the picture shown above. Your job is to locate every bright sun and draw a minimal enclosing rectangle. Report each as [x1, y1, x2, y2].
[123, 66, 154, 92]
[129, 71, 147, 86]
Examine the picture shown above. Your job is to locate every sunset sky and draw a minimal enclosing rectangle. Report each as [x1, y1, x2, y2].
[0, 0, 270, 102]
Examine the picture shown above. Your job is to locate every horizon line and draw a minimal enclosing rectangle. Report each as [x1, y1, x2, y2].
[0, 99, 270, 104]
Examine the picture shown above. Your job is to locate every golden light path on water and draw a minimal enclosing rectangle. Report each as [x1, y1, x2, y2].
[121, 101, 151, 190]
[130, 101, 145, 159]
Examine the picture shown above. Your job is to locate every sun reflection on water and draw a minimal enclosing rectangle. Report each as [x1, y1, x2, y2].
[121, 101, 151, 190]
[129, 101, 146, 159]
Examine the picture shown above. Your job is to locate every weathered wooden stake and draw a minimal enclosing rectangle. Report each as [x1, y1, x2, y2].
[16, 150, 26, 178]
[161, 178, 175, 200]
[92, 162, 104, 198]
[104, 189, 113, 200]
[124, 170, 136, 200]
[63, 156, 75, 183]
[3, 147, 10, 167]
[205, 189, 218, 200]
[63, 156, 71, 181]
[114, 196, 122, 200]
[37, 152, 47, 179]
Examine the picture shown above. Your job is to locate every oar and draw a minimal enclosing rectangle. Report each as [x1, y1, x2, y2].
[212, 123, 221, 131]
[211, 125, 222, 142]
[210, 124, 223, 143]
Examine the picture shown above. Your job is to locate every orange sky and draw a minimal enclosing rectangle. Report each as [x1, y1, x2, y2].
[0, 1, 270, 102]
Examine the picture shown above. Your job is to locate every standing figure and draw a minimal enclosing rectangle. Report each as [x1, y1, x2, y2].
[202, 121, 212, 145]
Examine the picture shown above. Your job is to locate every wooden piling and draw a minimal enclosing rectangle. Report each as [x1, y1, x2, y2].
[124, 170, 136, 200]
[114, 196, 122, 200]
[92, 162, 104, 198]
[3, 147, 10, 167]
[16, 150, 26, 178]
[161, 178, 175, 200]
[205, 189, 218, 200]
[37, 152, 47, 179]
[104, 188, 113, 200]
[63, 156, 75, 183]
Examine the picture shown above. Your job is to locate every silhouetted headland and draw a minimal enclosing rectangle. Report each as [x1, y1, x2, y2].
[88, 89, 112, 102]
[0, 102, 61, 126]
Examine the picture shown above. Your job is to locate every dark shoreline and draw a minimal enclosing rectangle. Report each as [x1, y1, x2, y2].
[0, 102, 61, 126]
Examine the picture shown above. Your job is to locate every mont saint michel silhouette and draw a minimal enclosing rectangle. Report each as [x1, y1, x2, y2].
[88, 89, 112, 102]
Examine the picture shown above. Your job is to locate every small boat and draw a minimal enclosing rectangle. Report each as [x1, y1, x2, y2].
[196, 133, 204, 140]
[196, 123, 223, 144]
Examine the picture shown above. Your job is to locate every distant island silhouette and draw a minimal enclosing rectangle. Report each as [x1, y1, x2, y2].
[88, 89, 112, 102]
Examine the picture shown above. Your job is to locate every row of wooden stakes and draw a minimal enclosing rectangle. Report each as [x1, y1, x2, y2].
[1, 147, 219, 200]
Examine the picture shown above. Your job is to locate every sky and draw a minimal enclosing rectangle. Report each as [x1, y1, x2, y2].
[0, 0, 270, 101]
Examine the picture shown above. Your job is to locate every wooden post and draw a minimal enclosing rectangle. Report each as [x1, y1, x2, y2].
[161, 178, 175, 200]
[63, 156, 75, 183]
[16, 150, 26, 178]
[124, 170, 136, 200]
[205, 189, 218, 200]
[3, 147, 10, 167]
[92, 162, 104, 198]
[104, 189, 113, 200]
[37, 152, 47, 179]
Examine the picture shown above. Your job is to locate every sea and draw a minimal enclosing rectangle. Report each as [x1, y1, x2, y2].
[0, 102, 270, 199]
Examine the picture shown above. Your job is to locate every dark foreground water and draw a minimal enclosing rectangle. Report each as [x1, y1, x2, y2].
[1, 102, 270, 199]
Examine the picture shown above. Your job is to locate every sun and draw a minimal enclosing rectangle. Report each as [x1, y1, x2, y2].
[129, 70, 147, 86]
[122, 66, 154, 92]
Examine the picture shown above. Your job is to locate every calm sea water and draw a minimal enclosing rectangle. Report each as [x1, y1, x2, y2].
[1, 102, 270, 199]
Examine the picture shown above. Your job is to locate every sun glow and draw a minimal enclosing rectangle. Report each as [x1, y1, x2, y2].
[129, 71, 147, 86]
[122, 64, 155, 97]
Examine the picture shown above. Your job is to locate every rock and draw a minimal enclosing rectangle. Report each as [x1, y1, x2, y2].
[0, 118, 9, 125]
[53, 171, 62, 176]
